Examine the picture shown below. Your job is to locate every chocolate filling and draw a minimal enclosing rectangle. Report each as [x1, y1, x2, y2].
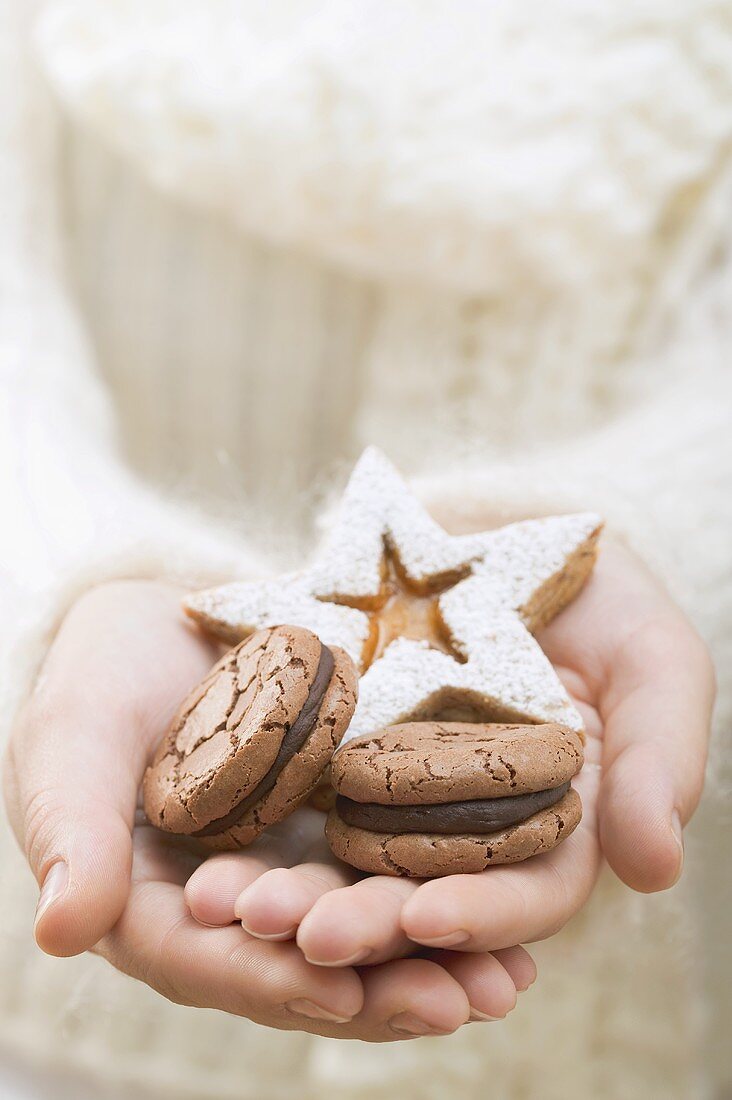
[335, 781, 570, 835]
[194, 644, 335, 837]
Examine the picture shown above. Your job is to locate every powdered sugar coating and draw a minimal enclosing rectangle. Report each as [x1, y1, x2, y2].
[309, 447, 481, 600]
[463, 513, 602, 621]
[349, 605, 582, 744]
[184, 447, 602, 743]
[185, 572, 370, 668]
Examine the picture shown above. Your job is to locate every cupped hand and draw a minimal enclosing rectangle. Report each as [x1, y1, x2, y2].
[2, 580, 534, 1039]
[187, 539, 715, 962]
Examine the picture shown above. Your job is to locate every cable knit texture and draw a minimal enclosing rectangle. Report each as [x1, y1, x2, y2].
[1, 1, 731, 1097]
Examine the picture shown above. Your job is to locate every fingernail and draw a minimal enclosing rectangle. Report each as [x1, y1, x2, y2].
[303, 948, 372, 968]
[468, 1009, 502, 1022]
[34, 862, 68, 929]
[285, 999, 352, 1023]
[410, 930, 470, 948]
[671, 811, 684, 881]
[241, 921, 298, 941]
[389, 1012, 449, 1036]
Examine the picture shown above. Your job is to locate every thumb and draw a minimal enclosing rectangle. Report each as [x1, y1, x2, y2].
[29, 790, 133, 959]
[599, 621, 715, 893]
[3, 581, 219, 958]
[4, 719, 137, 957]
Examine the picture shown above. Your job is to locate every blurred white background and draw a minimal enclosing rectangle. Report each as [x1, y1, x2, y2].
[1, 2, 731, 1098]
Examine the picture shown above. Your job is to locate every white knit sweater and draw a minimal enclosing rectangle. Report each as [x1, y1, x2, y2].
[1, 2, 731, 1097]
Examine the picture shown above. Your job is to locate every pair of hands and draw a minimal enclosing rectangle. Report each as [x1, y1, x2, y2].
[3, 542, 715, 1041]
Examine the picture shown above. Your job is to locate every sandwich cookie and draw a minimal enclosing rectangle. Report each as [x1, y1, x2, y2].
[327, 722, 583, 877]
[143, 625, 357, 848]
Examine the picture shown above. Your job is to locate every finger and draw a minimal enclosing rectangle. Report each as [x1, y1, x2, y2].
[401, 763, 601, 952]
[355, 959, 470, 1038]
[599, 617, 715, 892]
[186, 852, 273, 927]
[235, 854, 357, 941]
[107, 830, 470, 1040]
[185, 810, 331, 927]
[3, 582, 216, 958]
[428, 948, 532, 1021]
[297, 875, 421, 967]
[98, 876, 364, 1029]
[491, 945, 537, 992]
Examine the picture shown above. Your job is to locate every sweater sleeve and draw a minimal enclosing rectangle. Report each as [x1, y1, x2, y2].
[0, 3, 259, 733]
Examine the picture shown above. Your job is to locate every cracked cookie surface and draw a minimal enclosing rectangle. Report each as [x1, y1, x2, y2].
[327, 721, 583, 876]
[331, 722, 583, 803]
[142, 624, 357, 848]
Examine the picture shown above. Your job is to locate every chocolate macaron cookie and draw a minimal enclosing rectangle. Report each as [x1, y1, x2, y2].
[143, 625, 357, 848]
[326, 722, 583, 877]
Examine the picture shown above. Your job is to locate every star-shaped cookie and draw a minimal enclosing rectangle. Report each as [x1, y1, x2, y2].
[184, 448, 602, 743]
